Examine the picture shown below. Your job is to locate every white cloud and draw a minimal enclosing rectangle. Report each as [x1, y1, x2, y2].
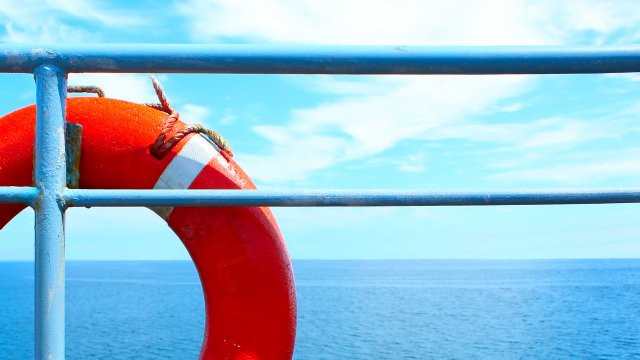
[2, 19, 91, 43]
[543, 0, 640, 43]
[429, 112, 640, 185]
[397, 153, 427, 173]
[182, 105, 237, 127]
[178, 0, 640, 184]
[178, 104, 210, 125]
[488, 151, 640, 184]
[304, 76, 527, 158]
[44, 0, 143, 28]
[495, 103, 524, 113]
[289, 75, 394, 96]
[426, 116, 640, 151]
[178, 0, 640, 45]
[178, 0, 550, 45]
[0, 0, 143, 42]
[68, 74, 157, 103]
[239, 75, 528, 182]
[240, 132, 348, 182]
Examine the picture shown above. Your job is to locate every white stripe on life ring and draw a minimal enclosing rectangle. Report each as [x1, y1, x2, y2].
[151, 134, 217, 219]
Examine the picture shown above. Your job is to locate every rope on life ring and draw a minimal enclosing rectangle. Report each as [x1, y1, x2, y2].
[0, 78, 297, 360]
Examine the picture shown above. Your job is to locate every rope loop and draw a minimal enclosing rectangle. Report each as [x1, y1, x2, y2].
[68, 85, 105, 97]
[146, 76, 233, 159]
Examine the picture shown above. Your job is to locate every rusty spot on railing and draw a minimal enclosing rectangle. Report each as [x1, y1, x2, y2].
[65, 123, 82, 189]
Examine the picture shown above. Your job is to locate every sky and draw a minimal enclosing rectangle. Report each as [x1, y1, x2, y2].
[1, 0, 640, 260]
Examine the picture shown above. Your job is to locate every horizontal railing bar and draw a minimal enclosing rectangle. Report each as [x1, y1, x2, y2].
[0, 187, 39, 205]
[1, 44, 640, 74]
[0, 187, 638, 207]
[63, 188, 640, 207]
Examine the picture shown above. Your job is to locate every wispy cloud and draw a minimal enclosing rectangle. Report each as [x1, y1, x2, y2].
[239, 75, 528, 182]
[397, 153, 427, 174]
[178, 0, 640, 185]
[178, 0, 640, 45]
[178, 0, 551, 45]
[425, 116, 640, 150]
[68, 74, 157, 103]
[436, 112, 640, 185]
[0, 0, 144, 42]
[487, 149, 640, 184]
[179, 103, 211, 125]
[44, 0, 143, 28]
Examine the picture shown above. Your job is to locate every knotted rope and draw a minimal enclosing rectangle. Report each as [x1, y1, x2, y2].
[67, 79, 233, 160]
[147, 76, 233, 159]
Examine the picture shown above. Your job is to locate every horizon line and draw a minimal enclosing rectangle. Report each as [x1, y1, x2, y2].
[1, 257, 639, 263]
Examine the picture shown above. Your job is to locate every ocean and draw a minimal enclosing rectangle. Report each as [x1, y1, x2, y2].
[0, 259, 638, 359]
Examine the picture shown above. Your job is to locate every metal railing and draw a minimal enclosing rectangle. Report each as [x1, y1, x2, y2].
[1, 44, 640, 359]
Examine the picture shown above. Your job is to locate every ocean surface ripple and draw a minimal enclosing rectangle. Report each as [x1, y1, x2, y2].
[0, 259, 638, 359]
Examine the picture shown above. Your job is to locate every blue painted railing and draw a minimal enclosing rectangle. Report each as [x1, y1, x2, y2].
[2, 44, 640, 359]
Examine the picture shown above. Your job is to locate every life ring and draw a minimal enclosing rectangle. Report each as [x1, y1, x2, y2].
[0, 94, 296, 359]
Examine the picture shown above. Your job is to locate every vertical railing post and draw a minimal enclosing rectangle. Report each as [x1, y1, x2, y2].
[33, 64, 67, 359]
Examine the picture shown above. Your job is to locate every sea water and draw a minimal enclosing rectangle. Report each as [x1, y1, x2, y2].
[0, 260, 638, 359]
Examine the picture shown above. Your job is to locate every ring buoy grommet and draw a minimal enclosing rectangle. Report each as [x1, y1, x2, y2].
[0, 98, 297, 360]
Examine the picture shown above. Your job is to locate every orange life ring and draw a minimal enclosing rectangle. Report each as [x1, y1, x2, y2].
[0, 97, 297, 359]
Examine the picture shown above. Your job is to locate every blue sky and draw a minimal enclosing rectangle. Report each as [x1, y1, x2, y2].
[1, 0, 640, 260]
